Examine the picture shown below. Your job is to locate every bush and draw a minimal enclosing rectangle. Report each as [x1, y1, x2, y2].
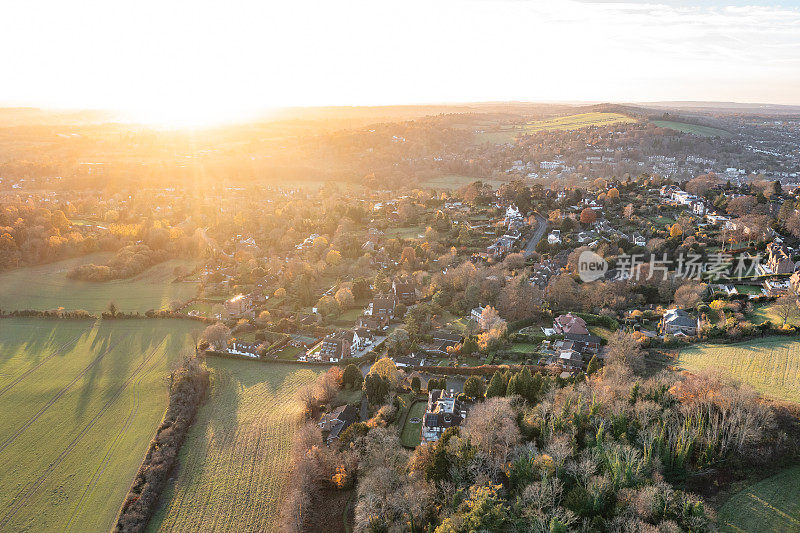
[574, 312, 619, 331]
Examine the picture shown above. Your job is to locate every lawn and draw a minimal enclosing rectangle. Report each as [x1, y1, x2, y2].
[337, 307, 365, 323]
[336, 388, 363, 406]
[447, 317, 470, 334]
[734, 285, 764, 296]
[511, 342, 538, 353]
[0, 318, 201, 532]
[718, 465, 800, 532]
[149, 360, 321, 532]
[649, 215, 676, 227]
[652, 120, 732, 138]
[677, 338, 800, 403]
[384, 225, 427, 239]
[588, 326, 613, 340]
[275, 345, 301, 360]
[747, 302, 800, 326]
[0, 254, 199, 313]
[399, 400, 427, 448]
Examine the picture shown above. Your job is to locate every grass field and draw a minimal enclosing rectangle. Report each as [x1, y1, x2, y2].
[511, 342, 538, 353]
[652, 120, 732, 137]
[0, 254, 198, 313]
[474, 112, 636, 144]
[747, 302, 800, 326]
[399, 399, 427, 448]
[677, 338, 800, 403]
[149, 359, 322, 532]
[418, 174, 508, 190]
[588, 326, 613, 340]
[718, 465, 800, 532]
[0, 318, 200, 532]
[649, 215, 676, 227]
[337, 308, 365, 322]
[384, 225, 427, 239]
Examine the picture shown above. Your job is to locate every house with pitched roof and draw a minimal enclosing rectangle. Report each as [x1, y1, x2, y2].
[392, 279, 418, 305]
[553, 313, 589, 335]
[318, 404, 359, 444]
[421, 389, 467, 444]
[660, 308, 698, 336]
[366, 295, 395, 321]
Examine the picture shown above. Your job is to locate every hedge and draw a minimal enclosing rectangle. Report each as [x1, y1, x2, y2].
[114, 358, 210, 533]
[573, 312, 619, 332]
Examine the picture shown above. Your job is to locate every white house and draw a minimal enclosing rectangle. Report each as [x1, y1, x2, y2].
[548, 230, 562, 245]
[690, 200, 706, 216]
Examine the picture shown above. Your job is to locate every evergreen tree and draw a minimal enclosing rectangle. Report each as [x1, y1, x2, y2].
[364, 373, 390, 404]
[463, 376, 485, 400]
[586, 355, 601, 376]
[342, 364, 363, 390]
[506, 373, 520, 397]
[485, 371, 507, 398]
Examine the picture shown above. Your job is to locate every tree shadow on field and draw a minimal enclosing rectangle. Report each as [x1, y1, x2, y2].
[74, 321, 120, 418]
[0, 319, 94, 376]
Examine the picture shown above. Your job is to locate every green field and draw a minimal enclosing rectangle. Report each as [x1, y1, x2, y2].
[474, 112, 636, 144]
[649, 215, 676, 227]
[677, 338, 800, 403]
[718, 465, 800, 532]
[652, 120, 732, 137]
[399, 400, 427, 448]
[418, 174, 509, 190]
[337, 308, 365, 322]
[511, 342, 538, 353]
[748, 302, 800, 326]
[149, 359, 321, 532]
[588, 326, 613, 340]
[0, 318, 200, 532]
[0, 254, 198, 313]
[384, 225, 428, 239]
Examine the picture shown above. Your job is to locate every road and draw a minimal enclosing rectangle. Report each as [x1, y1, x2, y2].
[522, 213, 548, 257]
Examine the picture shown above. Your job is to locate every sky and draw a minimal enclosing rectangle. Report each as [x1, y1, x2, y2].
[1, 0, 799, 126]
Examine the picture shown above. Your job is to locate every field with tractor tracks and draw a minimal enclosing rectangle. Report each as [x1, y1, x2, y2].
[0, 318, 200, 532]
[148, 359, 322, 532]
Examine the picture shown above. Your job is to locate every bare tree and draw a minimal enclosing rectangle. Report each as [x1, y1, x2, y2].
[605, 330, 644, 376]
[464, 397, 520, 478]
[774, 294, 799, 326]
[674, 282, 704, 309]
[201, 322, 230, 351]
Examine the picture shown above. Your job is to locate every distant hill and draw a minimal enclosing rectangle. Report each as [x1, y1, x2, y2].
[634, 101, 800, 116]
[0, 107, 112, 127]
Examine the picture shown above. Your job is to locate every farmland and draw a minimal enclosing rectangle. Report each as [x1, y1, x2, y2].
[0, 318, 200, 532]
[474, 112, 636, 144]
[149, 359, 322, 532]
[718, 465, 800, 532]
[0, 254, 198, 313]
[651, 119, 732, 137]
[676, 338, 800, 403]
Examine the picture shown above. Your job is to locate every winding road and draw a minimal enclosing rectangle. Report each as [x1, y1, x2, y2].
[522, 213, 548, 257]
